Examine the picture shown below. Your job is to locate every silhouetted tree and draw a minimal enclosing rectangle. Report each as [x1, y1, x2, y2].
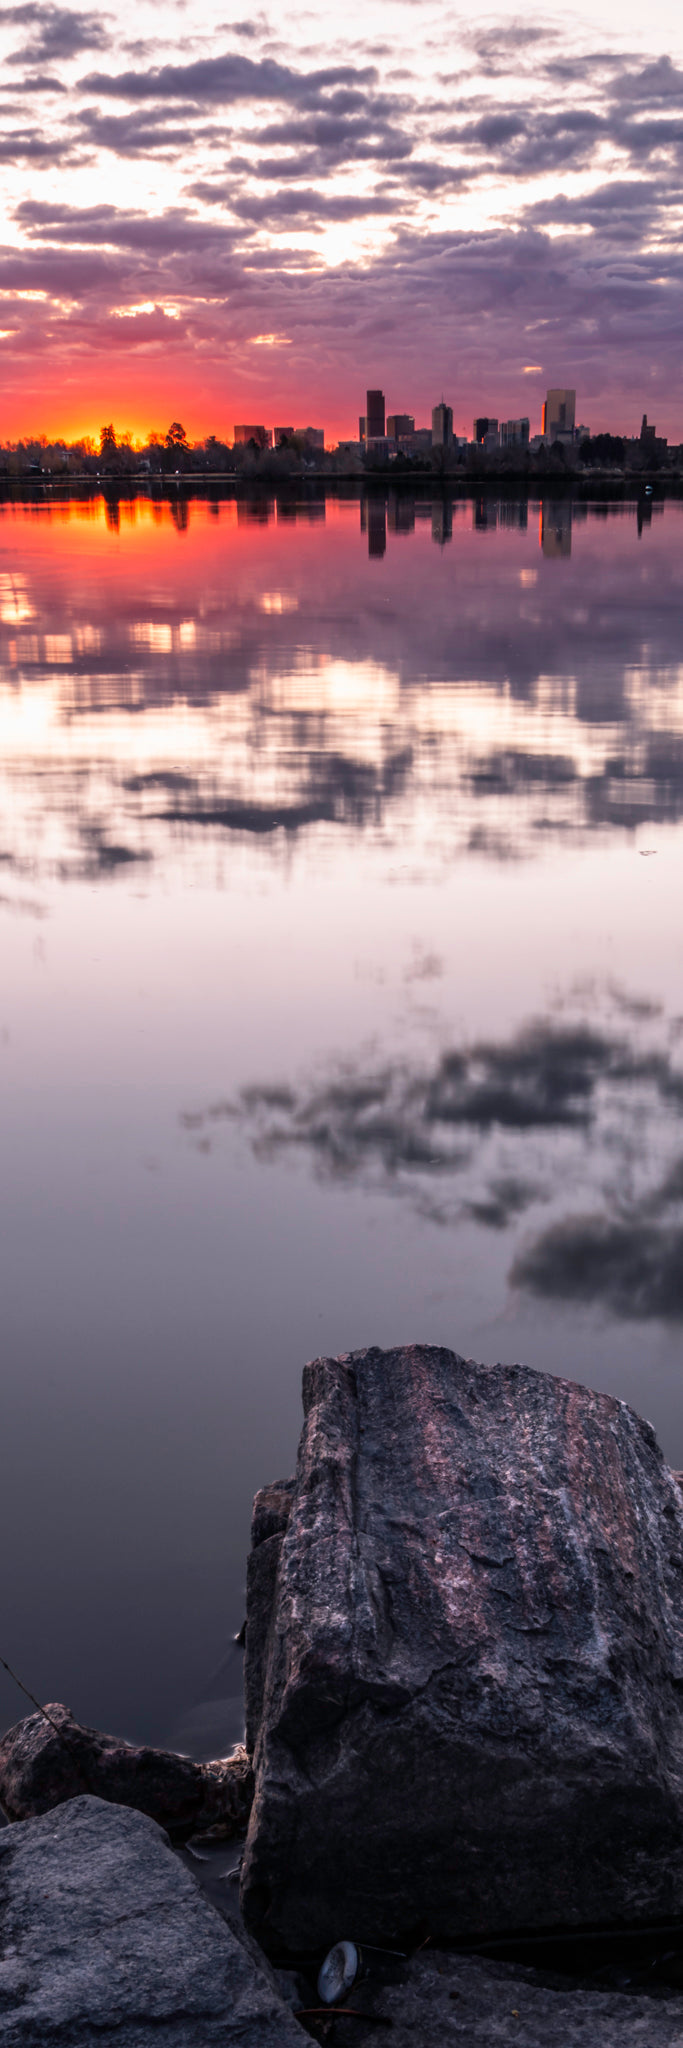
[165, 422, 187, 449]
[580, 434, 626, 466]
[100, 423, 117, 454]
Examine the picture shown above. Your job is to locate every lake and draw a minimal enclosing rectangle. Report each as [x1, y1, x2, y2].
[1, 482, 682, 1757]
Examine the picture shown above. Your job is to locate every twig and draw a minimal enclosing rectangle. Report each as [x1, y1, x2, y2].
[0, 1654, 91, 1791]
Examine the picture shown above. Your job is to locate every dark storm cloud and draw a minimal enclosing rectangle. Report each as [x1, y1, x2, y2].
[79, 51, 378, 107]
[4, 3, 109, 63]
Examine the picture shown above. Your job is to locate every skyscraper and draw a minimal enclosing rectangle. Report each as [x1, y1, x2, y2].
[366, 390, 385, 438]
[500, 418, 530, 447]
[432, 403, 453, 447]
[542, 390, 576, 440]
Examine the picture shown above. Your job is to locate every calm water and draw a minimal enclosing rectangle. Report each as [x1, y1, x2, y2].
[2, 484, 683, 1756]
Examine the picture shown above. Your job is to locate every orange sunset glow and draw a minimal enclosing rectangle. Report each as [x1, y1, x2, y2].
[1, 0, 683, 444]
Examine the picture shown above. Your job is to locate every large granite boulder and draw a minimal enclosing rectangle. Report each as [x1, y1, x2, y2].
[241, 1343, 683, 1952]
[0, 1702, 253, 1839]
[0, 1794, 305, 2046]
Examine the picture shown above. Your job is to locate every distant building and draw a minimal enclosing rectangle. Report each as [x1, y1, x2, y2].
[432, 403, 453, 447]
[233, 424, 272, 449]
[398, 428, 432, 453]
[273, 426, 294, 445]
[387, 413, 415, 439]
[542, 389, 576, 441]
[640, 414, 657, 453]
[366, 390, 385, 438]
[298, 426, 325, 450]
[473, 416, 497, 445]
[500, 417, 530, 448]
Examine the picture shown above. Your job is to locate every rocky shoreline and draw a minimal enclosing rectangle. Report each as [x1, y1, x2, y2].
[5, 1343, 683, 2044]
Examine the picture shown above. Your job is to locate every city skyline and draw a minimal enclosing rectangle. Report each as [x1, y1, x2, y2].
[0, 0, 681, 440]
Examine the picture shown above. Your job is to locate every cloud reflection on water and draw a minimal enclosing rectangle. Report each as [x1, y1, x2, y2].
[0, 492, 683, 892]
[186, 989, 683, 1324]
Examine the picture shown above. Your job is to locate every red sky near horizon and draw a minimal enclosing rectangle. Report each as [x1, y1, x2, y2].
[1, 0, 682, 446]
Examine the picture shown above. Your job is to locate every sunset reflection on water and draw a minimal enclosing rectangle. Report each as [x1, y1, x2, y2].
[1, 486, 682, 1755]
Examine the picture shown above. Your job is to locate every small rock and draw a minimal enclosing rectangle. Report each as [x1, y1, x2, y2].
[0, 1702, 253, 1840]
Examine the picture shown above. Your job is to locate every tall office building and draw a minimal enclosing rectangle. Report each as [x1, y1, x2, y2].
[432, 403, 453, 447]
[473, 416, 497, 445]
[542, 389, 576, 440]
[366, 389, 385, 438]
[500, 417, 530, 447]
[233, 424, 272, 448]
[387, 413, 414, 438]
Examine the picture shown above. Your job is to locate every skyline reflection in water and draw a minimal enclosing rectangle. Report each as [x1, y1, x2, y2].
[1, 487, 682, 1756]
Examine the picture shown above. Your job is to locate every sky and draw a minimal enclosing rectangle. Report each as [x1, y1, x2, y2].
[0, 0, 682, 442]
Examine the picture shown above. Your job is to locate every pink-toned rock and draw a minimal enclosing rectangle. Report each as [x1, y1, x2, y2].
[0, 1701, 253, 1840]
[241, 1343, 683, 1953]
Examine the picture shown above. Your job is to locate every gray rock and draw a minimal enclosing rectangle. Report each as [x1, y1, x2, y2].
[0, 1793, 306, 2045]
[245, 1478, 295, 1755]
[305, 1948, 683, 2047]
[0, 1703, 253, 1839]
[241, 1342, 683, 1952]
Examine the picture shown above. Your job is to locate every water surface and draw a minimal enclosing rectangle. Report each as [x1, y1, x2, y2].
[2, 485, 682, 1753]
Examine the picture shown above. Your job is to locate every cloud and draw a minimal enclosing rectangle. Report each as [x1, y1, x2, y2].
[77, 106, 214, 156]
[5, 3, 109, 64]
[230, 186, 401, 223]
[79, 51, 378, 107]
[0, 10, 681, 425]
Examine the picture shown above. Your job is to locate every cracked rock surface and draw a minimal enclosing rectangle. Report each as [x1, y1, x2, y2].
[241, 1342, 683, 1952]
[294, 1949, 683, 2047]
[0, 1794, 306, 2045]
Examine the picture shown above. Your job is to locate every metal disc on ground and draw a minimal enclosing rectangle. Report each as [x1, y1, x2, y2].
[317, 1939, 359, 2004]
